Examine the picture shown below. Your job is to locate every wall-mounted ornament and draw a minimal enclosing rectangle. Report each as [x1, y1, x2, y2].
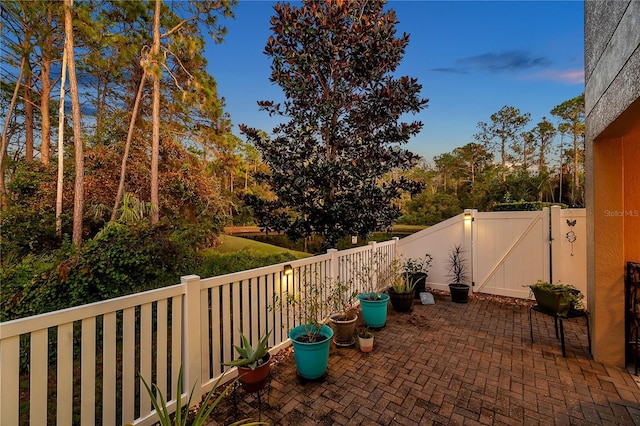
[566, 219, 577, 256]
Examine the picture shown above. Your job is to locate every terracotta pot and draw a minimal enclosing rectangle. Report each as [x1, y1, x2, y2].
[237, 353, 271, 393]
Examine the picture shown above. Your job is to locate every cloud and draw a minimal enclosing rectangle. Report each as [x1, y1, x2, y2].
[429, 67, 469, 75]
[431, 50, 551, 74]
[528, 69, 585, 85]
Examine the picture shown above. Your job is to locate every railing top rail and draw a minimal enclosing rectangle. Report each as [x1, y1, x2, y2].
[0, 283, 184, 339]
[375, 239, 397, 249]
[335, 244, 376, 256]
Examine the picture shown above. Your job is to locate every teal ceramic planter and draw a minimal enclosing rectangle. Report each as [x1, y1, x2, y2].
[357, 293, 390, 328]
[289, 324, 333, 379]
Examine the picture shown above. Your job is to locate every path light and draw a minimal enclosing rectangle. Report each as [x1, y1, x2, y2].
[283, 264, 293, 275]
[464, 210, 474, 222]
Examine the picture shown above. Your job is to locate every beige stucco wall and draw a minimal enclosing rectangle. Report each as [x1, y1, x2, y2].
[585, 0, 640, 367]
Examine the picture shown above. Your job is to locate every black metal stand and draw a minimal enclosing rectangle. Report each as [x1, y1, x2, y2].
[231, 375, 271, 422]
[529, 305, 591, 357]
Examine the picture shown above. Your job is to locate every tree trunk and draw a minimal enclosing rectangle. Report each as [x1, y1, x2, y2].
[24, 63, 34, 162]
[150, 0, 161, 224]
[40, 8, 53, 166]
[64, 0, 85, 246]
[56, 44, 68, 236]
[111, 71, 147, 222]
[500, 134, 507, 182]
[572, 134, 579, 204]
[0, 57, 26, 209]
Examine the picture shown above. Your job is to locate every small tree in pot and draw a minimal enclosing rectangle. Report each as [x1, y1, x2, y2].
[274, 266, 334, 379]
[356, 252, 391, 328]
[328, 276, 359, 346]
[446, 245, 470, 303]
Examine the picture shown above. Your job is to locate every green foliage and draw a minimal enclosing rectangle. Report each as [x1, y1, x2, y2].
[1, 162, 62, 259]
[223, 331, 271, 370]
[1, 222, 197, 320]
[0, 252, 67, 320]
[327, 276, 358, 319]
[273, 267, 332, 340]
[241, 0, 427, 249]
[403, 254, 433, 276]
[492, 201, 567, 211]
[390, 273, 415, 294]
[528, 280, 584, 314]
[399, 191, 462, 226]
[446, 245, 469, 284]
[357, 326, 373, 339]
[197, 249, 297, 278]
[137, 367, 262, 426]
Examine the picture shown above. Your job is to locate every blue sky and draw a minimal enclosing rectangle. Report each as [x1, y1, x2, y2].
[205, 0, 584, 163]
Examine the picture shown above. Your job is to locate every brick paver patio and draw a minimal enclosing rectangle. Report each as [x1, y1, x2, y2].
[210, 293, 640, 425]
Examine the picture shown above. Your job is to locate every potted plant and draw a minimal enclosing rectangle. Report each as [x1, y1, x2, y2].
[223, 331, 271, 393]
[277, 268, 334, 380]
[528, 280, 584, 316]
[357, 326, 374, 353]
[356, 252, 391, 328]
[404, 254, 433, 298]
[446, 245, 470, 303]
[387, 259, 415, 313]
[328, 277, 359, 346]
[136, 367, 263, 426]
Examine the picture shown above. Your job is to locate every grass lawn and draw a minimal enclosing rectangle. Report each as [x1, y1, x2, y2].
[392, 224, 428, 233]
[213, 234, 311, 259]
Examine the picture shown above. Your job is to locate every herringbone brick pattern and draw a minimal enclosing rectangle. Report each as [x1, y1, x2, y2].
[209, 294, 640, 425]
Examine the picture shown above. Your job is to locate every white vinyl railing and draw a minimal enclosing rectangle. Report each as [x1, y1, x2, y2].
[0, 239, 397, 426]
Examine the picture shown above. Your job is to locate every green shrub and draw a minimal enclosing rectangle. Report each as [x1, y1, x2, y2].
[0, 162, 64, 259]
[1, 222, 200, 320]
[197, 249, 296, 277]
[492, 201, 568, 211]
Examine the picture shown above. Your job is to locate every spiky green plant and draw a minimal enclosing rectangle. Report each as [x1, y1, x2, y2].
[137, 367, 264, 426]
[223, 331, 271, 370]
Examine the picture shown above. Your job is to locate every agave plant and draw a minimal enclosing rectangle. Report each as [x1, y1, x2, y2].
[224, 331, 271, 370]
[137, 366, 264, 426]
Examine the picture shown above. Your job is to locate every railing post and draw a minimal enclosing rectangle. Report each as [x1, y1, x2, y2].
[327, 249, 339, 316]
[181, 275, 202, 406]
[328, 248, 339, 281]
[463, 209, 475, 291]
[392, 237, 399, 259]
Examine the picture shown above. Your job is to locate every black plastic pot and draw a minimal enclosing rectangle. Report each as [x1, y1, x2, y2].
[407, 272, 427, 298]
[388, 288, 414, 312]
[449, 283, 470, 303]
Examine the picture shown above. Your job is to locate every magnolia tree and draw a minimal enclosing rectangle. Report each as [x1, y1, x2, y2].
[240, 0, 428, 248]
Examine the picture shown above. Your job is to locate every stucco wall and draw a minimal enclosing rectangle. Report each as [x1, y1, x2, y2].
[584, 0, 640, 142]
[585, 0, 640, 367]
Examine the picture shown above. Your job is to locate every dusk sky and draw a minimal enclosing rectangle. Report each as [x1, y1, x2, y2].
[205, 1, 585, 163]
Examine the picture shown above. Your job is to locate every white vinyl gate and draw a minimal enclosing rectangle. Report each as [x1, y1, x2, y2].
[397, 206, 587, 302]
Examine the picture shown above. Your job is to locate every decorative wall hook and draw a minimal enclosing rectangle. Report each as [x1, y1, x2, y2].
[566, 219, 577, 256]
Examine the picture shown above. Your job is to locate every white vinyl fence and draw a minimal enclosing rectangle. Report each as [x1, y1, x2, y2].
[0, 207, 587, 425]
[398, 206, 587, 300]
[0, 241, 396, 426]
